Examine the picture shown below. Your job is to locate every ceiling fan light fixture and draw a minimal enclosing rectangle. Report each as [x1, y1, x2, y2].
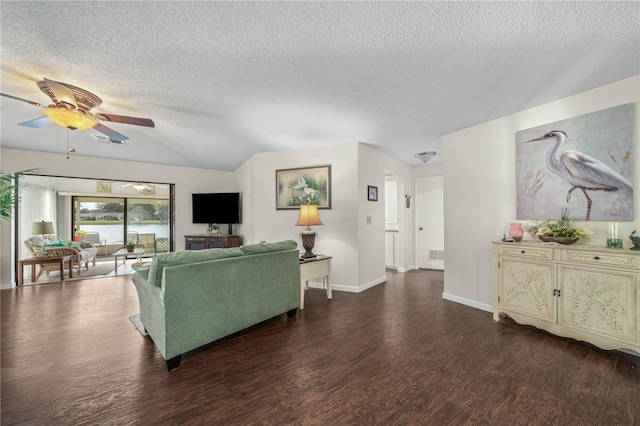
[44, 106, 97, 130]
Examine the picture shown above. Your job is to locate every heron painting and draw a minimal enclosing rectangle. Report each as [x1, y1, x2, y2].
[516, 103, 634, 221]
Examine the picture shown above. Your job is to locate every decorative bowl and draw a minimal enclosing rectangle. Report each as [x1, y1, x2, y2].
[538, 235, 579, 245]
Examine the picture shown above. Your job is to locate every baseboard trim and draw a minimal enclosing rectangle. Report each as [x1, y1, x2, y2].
[442, 292, 493, 313]
[310, 275, 387, 293]
[357, 276, 387, 292]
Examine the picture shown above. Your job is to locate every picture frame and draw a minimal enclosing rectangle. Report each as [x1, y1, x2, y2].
[276, 165, 331, 209]
[516, 103, 633, 221]
[368, 185, 378, 201]
[97, 182, 111, 193]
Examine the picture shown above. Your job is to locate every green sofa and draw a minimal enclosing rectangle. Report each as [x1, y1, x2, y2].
[131, 240, 300, 370]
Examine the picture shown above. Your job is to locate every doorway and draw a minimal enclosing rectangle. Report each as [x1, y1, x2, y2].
[16, 175, 174, 283]
[415, 176, 444, 270]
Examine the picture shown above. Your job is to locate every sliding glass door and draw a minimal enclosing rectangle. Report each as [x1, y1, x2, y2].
[74, 197, 125, 255]
[73, 196, 170, 256]
[126, 199, 170, 254]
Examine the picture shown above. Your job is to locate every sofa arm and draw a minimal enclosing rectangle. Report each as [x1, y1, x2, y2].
[132, 263, 151, 280]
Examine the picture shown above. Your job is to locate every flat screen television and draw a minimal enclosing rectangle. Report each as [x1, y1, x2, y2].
[192, 192, 241, 224]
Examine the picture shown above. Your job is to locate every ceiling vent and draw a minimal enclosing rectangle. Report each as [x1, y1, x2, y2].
[415, 151, 436, 163]
[91, 134, 126, 145]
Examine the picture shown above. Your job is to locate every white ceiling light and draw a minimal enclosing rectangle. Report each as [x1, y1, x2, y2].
[415, 151, 436, 163]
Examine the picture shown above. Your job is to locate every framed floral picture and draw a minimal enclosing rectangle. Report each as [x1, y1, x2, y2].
[97, 182, 111, 193]
[276, 165, 331, 209]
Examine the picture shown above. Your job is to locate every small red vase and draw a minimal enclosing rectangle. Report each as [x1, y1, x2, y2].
[509, 223, 524, 242]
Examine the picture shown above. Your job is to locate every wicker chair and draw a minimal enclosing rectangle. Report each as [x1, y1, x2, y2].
[84, 232, 107, 256]
[24, 236, 98, 280]
[137, 233, 156, 254]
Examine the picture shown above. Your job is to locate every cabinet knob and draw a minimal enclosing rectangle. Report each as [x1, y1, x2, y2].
[594, 256, 600, 260]
[521, 250, 525, 254]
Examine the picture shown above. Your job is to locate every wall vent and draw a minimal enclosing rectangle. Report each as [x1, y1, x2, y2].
[429, 250, 445, 260]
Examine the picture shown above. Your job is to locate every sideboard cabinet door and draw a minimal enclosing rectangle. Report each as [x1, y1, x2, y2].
[559, 265, 637, 346]
[499, 258, 556, 324]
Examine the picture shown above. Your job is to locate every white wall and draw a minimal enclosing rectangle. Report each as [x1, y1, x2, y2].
[358, 144, 414, 278]
[235, 143, 361, 291]
[235, 142, 415, 292]
[442, 75, 640, 312]
[0, 148, 235, 289]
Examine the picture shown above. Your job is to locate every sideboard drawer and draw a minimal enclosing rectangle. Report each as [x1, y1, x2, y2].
[497, 244, 554, 260]
[561, 249, 640, 270]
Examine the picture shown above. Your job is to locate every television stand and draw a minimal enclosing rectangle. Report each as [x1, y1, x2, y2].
[185, 235, 241, 250]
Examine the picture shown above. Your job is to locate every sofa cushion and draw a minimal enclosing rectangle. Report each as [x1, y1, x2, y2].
[44, 235, 64, 245]
[148, 247, 245, 287]
[241, 240, 298, 255]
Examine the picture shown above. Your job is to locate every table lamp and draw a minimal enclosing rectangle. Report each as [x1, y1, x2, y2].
[296, 204, 323, 259]
[32, 221, 54, 255]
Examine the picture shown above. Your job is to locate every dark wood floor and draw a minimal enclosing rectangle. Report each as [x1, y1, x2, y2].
[2, 269, 638, 425]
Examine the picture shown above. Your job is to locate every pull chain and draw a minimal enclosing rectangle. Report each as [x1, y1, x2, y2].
[66, 129, 76, 159]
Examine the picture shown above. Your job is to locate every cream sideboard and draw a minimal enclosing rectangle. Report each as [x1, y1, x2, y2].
[493, 240, 640, 354]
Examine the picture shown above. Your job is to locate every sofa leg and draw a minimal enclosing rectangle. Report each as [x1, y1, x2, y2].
[287, 308, 298, 318]
[166, 356, 182, 371]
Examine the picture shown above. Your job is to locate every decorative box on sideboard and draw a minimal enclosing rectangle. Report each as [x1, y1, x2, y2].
[493, 240, 640, 355]
[185, 234, 241, 250]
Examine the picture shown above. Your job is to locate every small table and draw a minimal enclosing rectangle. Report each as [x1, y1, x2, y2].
[18, 255, 73, 285]
[299, 255, 332, 309]
[113, 248, 145, 275]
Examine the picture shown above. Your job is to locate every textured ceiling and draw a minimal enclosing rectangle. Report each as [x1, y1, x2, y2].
[1, 1, 639, 171]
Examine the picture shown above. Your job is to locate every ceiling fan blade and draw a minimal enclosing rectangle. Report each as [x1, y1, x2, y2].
[93, 123, 130, 141]
[43, 77, 77, 108]
[18, 116, 53, 128]
[1, 92, 46, 107]
[97, 113, 155, 127]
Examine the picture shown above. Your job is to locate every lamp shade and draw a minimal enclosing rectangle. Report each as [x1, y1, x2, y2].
[32, 221, 54, 235]
[295, 204, 323, 227]
[44, 107, 97, 130]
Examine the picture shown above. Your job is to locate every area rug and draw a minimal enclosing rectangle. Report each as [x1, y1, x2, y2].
[129, 314, 148, 336]
[22, 258, 135, 285]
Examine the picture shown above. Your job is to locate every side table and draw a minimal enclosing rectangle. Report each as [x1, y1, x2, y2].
[299, 255, 332, 309]
[113, 248, 145, 275]
[18, 255, 73, 285]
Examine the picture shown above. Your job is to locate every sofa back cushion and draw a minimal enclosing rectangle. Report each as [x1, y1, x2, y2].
[241, 240, 298, 255]
[148, 247, 245, 287]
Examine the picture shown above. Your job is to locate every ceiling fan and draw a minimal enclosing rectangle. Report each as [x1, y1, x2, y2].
[119, 182, 168, 191]
[0, 77, 154, 141]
